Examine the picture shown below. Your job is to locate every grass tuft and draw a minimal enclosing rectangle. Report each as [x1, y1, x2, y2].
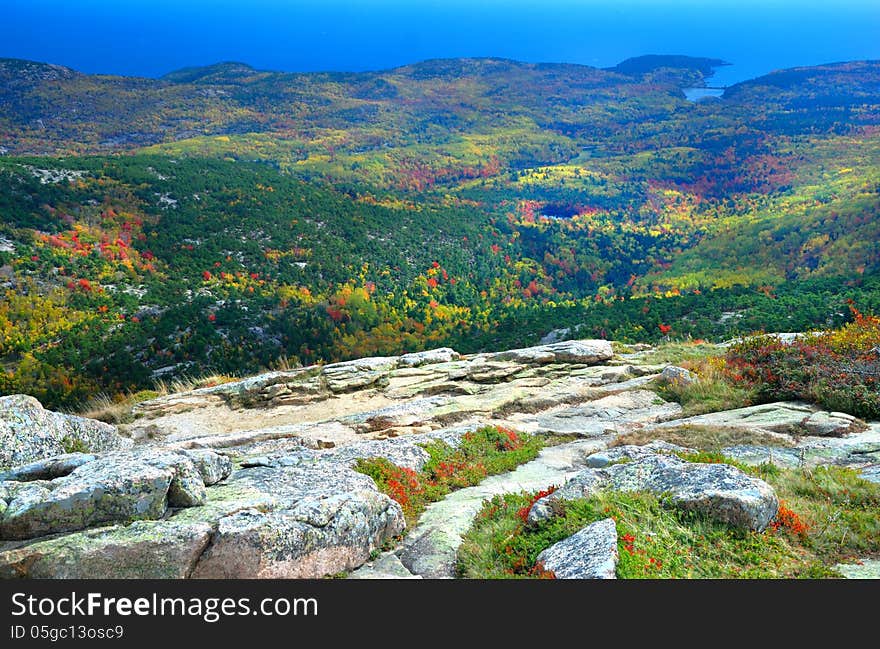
[76, 389, 161, 424]
[653, 355, 755, 416]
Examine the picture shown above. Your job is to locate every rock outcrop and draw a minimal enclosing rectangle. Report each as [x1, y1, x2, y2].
[124, 339, 653, 449]
[188, 462, 404, 579]
[0, 447, 404, 578]
[482, 339, 613, 365]
[0, 449, 232, 540]
[0, 394, 131, 469]
[652, 402, 865, 437]
[509, 390, 682, 437]
[1, 338, 876, 579]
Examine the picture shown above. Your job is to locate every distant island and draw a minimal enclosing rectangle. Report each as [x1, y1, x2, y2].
[609, 54, 730, 76]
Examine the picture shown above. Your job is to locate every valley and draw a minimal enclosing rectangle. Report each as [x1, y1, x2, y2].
[0, 55, 878, 411]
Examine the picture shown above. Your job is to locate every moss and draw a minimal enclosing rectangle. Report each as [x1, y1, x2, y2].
[59, 434, 90, 454]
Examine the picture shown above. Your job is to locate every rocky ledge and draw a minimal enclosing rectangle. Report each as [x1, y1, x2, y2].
[1, 339, 877, 578]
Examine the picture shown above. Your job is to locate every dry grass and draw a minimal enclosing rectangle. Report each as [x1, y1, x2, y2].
[76, 390, 161, 424]
[154, 373, 238, 395]
[77, 373, 238, 423]
[611, 423, 795, 451]
[269, 355, 303, 371]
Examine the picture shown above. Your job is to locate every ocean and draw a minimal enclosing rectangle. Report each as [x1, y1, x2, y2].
[1, 0, 878, 84]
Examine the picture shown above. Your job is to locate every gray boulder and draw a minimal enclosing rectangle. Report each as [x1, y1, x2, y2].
[0, 519, 213, 579]
[803, 411, 863, 437]
[609, 455, 777, 531]
[527, 471, 607, 525]
[659, 366, 697, 387]
[548, 340, 615, 364]
[1, 459, 172, 540]
[529, 452, 778, 532]
[0, 394, 131, 470]
[485, 339, 613, 365]
[181, 449, 234, 486]
[190, 463, 405, 578]
[0, 448, 403, 578]
[399, 348, 460, 367]
[535, 518, 618, 579]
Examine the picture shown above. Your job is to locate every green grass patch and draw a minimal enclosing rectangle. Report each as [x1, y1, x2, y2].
[635, 342, 757, 417]
[652, 371, 754, 417]
[772, 465, 880, 561]
[632, 342, 723, 366]
[355, 425, 542, 527]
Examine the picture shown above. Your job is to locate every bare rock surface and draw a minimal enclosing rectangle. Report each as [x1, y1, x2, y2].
[2, 338, 876, 579]
[652, 402, 864, 437]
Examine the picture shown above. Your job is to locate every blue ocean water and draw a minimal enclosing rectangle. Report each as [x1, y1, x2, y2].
[1, 0, 878, 84]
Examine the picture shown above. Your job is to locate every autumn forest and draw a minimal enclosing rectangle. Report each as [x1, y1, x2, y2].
[0, 54, 878, 409]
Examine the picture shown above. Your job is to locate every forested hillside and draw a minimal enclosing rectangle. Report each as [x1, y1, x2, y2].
[0, 56, 878, 409]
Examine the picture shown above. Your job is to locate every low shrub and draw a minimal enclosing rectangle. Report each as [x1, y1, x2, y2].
[725, 306, 880, 419]
[355, 425, 542, 526]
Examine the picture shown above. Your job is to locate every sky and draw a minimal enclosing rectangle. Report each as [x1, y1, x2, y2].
[1, 0, 879, 84]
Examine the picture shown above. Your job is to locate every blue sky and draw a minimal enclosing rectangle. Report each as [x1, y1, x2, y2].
[2, 0, 878, 81]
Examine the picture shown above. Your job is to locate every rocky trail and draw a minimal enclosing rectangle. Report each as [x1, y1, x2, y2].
[1, 339, 878, 579]
[373, 439, 603, 579]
